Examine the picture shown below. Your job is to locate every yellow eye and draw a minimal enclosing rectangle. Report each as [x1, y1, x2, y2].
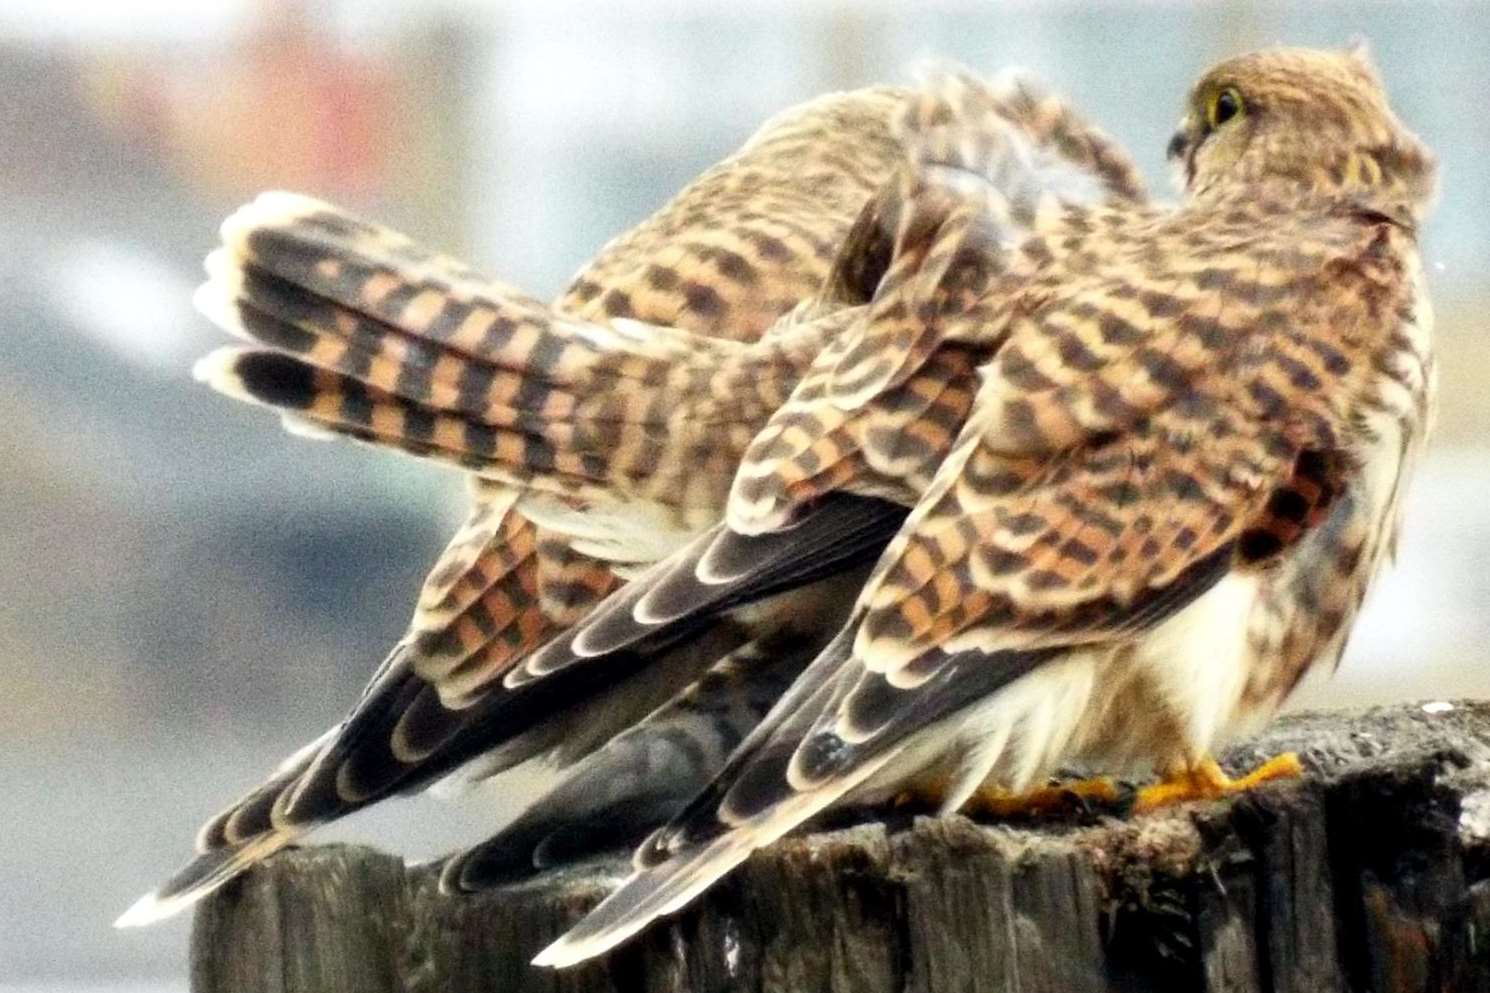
[1206, 86, 1245, 130]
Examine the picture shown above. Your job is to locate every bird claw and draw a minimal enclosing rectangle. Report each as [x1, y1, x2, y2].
[1133, 752, 1304, 813]
[964, 776, 1125, 819]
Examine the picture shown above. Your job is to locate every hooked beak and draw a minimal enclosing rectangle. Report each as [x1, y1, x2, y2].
[1166, 117, 1199, 190]
[1166, 129, 1188, 162]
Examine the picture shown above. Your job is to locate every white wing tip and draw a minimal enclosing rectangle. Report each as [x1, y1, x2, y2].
[113, 890, 180, 929]
[529, 940, 571, 969]
[531, 834, 759, 968]
[194, 246, 256, 343]
[558, 627, 611, 663]
[200, 245, 239, 285]
[531, 926, 644, 969]
[723, 501, 787, 538]
[630, 586, 687, 626]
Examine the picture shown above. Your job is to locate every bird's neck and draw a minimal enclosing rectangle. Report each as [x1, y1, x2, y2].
[1191, 133, 1437, 234]
[1249, 137, 1437, 232]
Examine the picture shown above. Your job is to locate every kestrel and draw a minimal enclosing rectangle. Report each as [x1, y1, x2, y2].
[497, 45, 1434, 966]
[121, 70, 1142, 923]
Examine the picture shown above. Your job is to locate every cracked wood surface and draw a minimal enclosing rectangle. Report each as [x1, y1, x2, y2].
[191, 700, 1490, 992]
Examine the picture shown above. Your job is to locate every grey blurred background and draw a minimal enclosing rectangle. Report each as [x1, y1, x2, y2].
[1, 1, 1486, 988]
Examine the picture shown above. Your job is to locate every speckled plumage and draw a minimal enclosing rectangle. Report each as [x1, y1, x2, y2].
[118, 84, 902, 925]
[123, 68, 1141, 924]
[532, 47, 1439, 966]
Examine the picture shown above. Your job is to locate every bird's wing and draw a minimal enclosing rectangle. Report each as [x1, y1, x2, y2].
[556, 87, 909, 340]
[440, 627, 825, 891]
[489, 65, 1154, 800]
[728, 68, 1148, 534]
[530, 418, 1276, 964]
[536, 192, 1411, 969]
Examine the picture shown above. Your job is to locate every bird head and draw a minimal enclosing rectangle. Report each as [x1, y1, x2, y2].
[1167, 44, 1437, 226]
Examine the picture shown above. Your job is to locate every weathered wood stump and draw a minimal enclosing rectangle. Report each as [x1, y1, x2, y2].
[191, 700, 1490, 992]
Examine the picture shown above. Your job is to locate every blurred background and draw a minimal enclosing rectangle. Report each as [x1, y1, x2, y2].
[1, 0, 1486, 988]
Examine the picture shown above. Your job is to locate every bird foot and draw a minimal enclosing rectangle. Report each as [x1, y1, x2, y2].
[965, 777, 1122, 819]
[892, 775, 1122, 820]
[1133, 752, 1304, 813]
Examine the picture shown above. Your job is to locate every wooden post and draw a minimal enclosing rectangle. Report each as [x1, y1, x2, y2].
[191, 701, 1490, 992]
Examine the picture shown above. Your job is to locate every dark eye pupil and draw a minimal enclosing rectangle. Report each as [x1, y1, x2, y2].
[1215, 91, 1240, 124]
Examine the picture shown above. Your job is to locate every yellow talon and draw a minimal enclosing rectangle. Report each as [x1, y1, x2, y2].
[892, 774, 1122, 819]
[1134, 752, 1304, 813]
[966, 776, 1122, 819]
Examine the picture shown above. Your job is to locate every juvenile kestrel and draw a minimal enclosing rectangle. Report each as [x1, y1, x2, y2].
[499, 45, 1435, 966]
[121, 71, 1142, 922]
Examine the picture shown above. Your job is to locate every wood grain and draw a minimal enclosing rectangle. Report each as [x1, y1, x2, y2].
[192, 700, 1490, 993]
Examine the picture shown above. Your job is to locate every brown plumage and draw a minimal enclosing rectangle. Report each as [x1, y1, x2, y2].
[118, 85, 902, 925]
[528, 46, 1438, 966]
[121, 68, 1140, 923]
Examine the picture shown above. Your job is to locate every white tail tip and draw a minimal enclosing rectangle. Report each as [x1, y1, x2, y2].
[191, 346, 250, 387]
[219, 190, 331, 248]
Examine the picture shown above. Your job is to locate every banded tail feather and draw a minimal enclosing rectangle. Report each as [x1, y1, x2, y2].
[123, 145, 895, 929]
[193, 192, 836, 520]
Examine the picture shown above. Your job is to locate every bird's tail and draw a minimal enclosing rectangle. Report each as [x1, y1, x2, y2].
[193, 192, 840, 519]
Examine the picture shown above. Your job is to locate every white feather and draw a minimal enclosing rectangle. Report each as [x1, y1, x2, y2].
[517, 493, 702, 566]
[951, 652, 1098, 800]
[1136, 572, 1259, 762]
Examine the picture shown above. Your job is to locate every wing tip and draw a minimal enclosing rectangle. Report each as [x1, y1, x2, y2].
[530, 936, 587, 969]
[191, 345, 238, 385]
[113, 890, 178, 929]
[528, 832, 756, 968]
[193, 346, 325, 419]
[531, 918, 655, 969]
[528, 867, 658, 966]
[116, 832, 298, 929]
[200, 245, 240, 289]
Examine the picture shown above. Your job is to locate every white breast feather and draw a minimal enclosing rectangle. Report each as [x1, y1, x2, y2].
[1138, 572, 1260, 762]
